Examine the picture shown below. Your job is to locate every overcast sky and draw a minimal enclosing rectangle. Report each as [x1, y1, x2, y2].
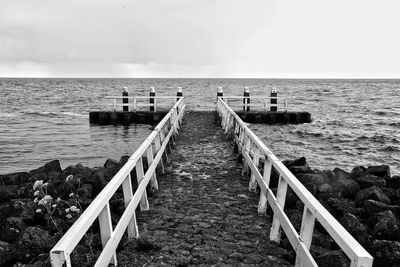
[0, 0, 399, 78]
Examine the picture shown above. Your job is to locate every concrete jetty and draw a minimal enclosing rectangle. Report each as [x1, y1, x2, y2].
[116, 111, 292, 265]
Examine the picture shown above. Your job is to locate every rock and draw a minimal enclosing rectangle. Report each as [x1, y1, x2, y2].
[61, 164, 93, 184]
[386, 176, 400, 189]
[19, 226, 55, 257]
[338, 213, 370, 247]
[369, 240, 400, 267]
[119, 155, 130, 166]
[372, 212, 400, 241]
[0, 172, 30, 185]
[318, 183, 332, 194]
[349, 166, 366, 179]
[283, 157, 307, 167]
[366, 210, 397, 228]
[364, 200, 400, 216]
[286, 209, 303, 231]
[331, 179, 360, 199]
[29, 160, 62, 176]
[0, 185, 18, 203]
[296, 173, 329, 193]
[327, 198, 357, 218]
[354, 174, 386, 189]
[103, 158, 120, 169]
[355, 186, 391, 206]
[332, 168, 349, 181]
[0, 217, 26, 243]
[77, 184, 94, 199]
[289, 165, 312, 174]
[366, 165, 391, 178]
[243, 254, 264, 264]
[134, 235, 161, 251]
[382, 187, 398, 202]
[315, 250, 350, 267]
[0, 240, 19, 266]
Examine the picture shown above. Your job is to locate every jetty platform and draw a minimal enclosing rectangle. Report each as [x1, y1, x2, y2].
[50, 96, 373, 267]
[116, 111, 291, 266]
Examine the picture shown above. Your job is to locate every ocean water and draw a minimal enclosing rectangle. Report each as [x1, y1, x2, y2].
[0, 78, 399, 175]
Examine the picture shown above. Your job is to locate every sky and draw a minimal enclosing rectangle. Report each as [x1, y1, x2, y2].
[0, 0, 399, 78]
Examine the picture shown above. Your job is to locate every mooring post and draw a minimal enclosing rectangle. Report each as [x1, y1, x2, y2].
[270, 87, 277, 111]
[122, 87, 129, 112]
[177, 87, 183, 101]
[150, 87, 156, 112]
[217, 86, 223, 100]
[243, 87, 250, 112]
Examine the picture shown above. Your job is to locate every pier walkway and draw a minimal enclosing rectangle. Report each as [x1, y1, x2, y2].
[117, 111, 291, 266]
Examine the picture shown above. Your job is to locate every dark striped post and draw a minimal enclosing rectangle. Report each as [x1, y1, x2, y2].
[243, 87, 250, 112]
[122, 87, 129, 112]
[217, 87, 223, 100]
[149, 87, 155, 111]
[177, 87, 183, 101]
[270, 87, 277, 111]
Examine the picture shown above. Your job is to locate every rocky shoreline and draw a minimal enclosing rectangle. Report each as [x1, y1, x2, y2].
[0, 156, 399, 266]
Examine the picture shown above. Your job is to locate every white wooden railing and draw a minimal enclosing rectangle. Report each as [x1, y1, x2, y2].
[105, 96, 178, 112]
[50, 98, 186, 267]
[221, 96, 288, 111]
[216, 97, 373, 267]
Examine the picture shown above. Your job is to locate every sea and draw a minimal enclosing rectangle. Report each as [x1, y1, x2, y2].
[1, 78, 399, 176]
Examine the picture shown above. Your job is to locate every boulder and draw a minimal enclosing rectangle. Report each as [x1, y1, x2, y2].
[372, 212, 400, 241]
[366, 210, 397, 228]
[315, 250, 350, 267]
[363, 200, 400, 216]
[369, 240, 400, 267]
[386, 175, 400, 189]
[327, 198, 357, 218]
[349, 166, 366, 179]
[318, 183, 333, 194]
[61, 164, 93, 184]
[119, 155, 130, 166]
[0, 172, 29, 185]
[0, 240, 19, 266]
[354, 174, 386, 189]
[331, 179, 360, 199]
[19, 226, 55, 258]
[289, 165, 312, 174]
[0, 185, 18, 203]
[338, 213, 370, 247]
[29, 160, 62, 176]
[332, 168, 349, 181]
[286, 209, 303, 232]
[296, 173, 329, 194]
[284, 156, 308, 167]
[355, 186, 391, 207]
[103, 158, 120, 169]
[366, 165, 391, 178]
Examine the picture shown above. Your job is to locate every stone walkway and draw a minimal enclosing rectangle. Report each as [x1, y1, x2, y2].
[117, 111, 291, 266]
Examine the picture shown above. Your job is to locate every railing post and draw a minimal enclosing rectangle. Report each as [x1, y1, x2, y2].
[249, 147, 260, 192]
[149, 87, 155, 112]
[270, 175, 288, 242]
[133, 98, 137, 112]
[270, 87, 278, 111]
[98, 203, 117, 265]
[285, 99, 288, 112]
[295, 207, 315, 266]
[243, 87, 250, 111]
[155, 132, 165, 174]
[177, 87, 183, 101]
[217, 86, 223, 101]
[146, 145, 158, 191]
[122, 87, 129, 112]
[122, 174, 139, 238]
[258, 159, 272, 214]
[113, 99, 117, 111]
[136, 158, 149, 211]
[242, 136, 251, 175]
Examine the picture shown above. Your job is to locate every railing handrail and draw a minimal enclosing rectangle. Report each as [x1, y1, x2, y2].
[50, 98, 186, 266]
[216, 97, 373, 267]
[105, 96, 178, 99]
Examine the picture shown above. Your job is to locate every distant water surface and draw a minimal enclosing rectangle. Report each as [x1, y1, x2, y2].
[0, 78, 399, 175]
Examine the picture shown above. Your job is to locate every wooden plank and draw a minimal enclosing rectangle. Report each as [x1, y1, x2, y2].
[295, 207, 315, 265]
[258, 159, 272, 214]
[122, 174, 139, 238]
[136, 157, 149, 211]
[98, 203, 117, 265]
[146, 145, 158, 191]
[249, 147, 260, 192]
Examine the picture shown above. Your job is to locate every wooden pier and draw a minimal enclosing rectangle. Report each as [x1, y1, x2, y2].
[50, 95, 372, 266]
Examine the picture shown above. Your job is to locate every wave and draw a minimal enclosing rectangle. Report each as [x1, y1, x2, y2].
[22, 111, 86, 118]
[61, 112, 87, 117]
[379, 145, 400, 152]
[0, 112, 18, 117]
